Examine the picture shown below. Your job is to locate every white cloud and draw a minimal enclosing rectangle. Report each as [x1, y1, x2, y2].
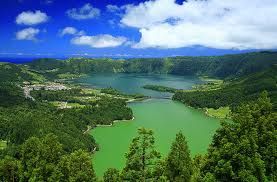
[106, 5, 121, 13]
[16, 28, 40, 41]
[121, 0, 277, 50]
[16, 10, 49, 25]
[59, 27, 85, 36]
[60, 27, 77, 36]
[106, 4, 130, 17]
[71, 34, 127, 48]
[66, 3, 100, 20]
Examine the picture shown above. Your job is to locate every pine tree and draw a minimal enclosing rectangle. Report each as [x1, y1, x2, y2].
[103, 168, 121, 182]
[165, 131, 192, 182]
[200, 92, 276, 181]
[53, 149, 97, 182]
[122, 127, 161, 181]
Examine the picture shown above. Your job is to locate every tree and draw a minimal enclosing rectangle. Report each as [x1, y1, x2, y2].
[152, 160, 169, 182]
[200, 92, 276, 181]
[53, 150, 96, 182]
[19, 134, 64, 181]
[165, 132, 192, 182]
[122, 128, 161, 181]
[103, 168, 121, 182]
[0, 156, 20, 182]
[233, 91, 277, 180]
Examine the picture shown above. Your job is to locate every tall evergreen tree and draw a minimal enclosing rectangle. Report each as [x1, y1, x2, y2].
[103, 168, 121, 182]
[165, 131, 192, 182]
[201, 92, 276, 181]
[53, 149, 97, 182]
[122, 128, 161, 182]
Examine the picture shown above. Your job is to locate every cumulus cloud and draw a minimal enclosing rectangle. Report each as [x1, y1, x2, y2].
[71, 34, 127, 48]
[60, 27, 85, 36]
[66, 3, 100, 20]
[106, 5, 121, 13]
[61, 27, 77, 35]
[121, 0, 277, 50]
[16, 10, 49, 25]
[16, 28, 40, 41]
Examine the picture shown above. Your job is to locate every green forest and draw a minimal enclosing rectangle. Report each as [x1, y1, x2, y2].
[142, 85, 178, 93]
[0, 51, 276, 181]
[1, 94, 276, 181]
[173, 65, 277, 110]
[25, 51, 277, 79]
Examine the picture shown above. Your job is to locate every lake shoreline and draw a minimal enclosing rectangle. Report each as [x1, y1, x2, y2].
[96, 116, 135, 128]
[73, 73, 221, 177]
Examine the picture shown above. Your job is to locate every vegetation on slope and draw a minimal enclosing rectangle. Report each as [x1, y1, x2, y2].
[0, 52, 276, 181]
[0, 61, 134, 181]
[27, 51, 277, 79]
[107, 93, 276, 181]
[200, 92, 277, 181]
[1, 94, 276, 181]
[100, 87, 147, 100]
[142, 85, 178, 93]
[0, 62, 45, 83]
[205, 107, 231, 119]
[173, 65, 277, 110]
[0, 134, 96, 181]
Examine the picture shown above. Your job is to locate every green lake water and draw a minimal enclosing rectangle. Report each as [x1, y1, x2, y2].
[77, 73, 221, 177]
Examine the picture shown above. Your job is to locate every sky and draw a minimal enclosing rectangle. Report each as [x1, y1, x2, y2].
[0, 0, 277, 58]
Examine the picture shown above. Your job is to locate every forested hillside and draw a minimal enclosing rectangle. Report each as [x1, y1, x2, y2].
[27, 51, 277, 79]
[173, 65, 277, 110]
[166, 51, 277, 77]
[0, 51, 276, 181]
[1, 87, 276, 181]
[0, 62, 134, 181]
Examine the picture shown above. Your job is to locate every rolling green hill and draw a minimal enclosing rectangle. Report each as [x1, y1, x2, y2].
[173, 65, 277, 110]
[22, 51, 277, 110]
[27, 51, 277, 79]
[0, 51, 276, 181]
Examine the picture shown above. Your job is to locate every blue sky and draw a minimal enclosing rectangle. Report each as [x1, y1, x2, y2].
[0, 0, 276, 58]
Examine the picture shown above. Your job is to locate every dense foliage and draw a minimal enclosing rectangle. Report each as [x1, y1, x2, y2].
[0, 63, 44, 83]
[31, 88, 83, 102]
[0, 102, 95, 152]
[103, 168, 121, 182]
[1, 52, 276, 181]
[100, 94, 276, 181]
[167, 51, 277, 78]
[101, 87, 146, 99]
[173, 66, 277, 110]
[122, 128, 161, 181]
[28, 51, 277, 79]
[200, 92, 277, 181]
[1, 92, 276, 181]
[0, 60, 134, 181]
[0, 134, 96, 181]
[0, 83, 25, 107]
[0, 63, 45, 106]
[143, 85, 178, 93]
[165, 132, 193, 181]
[76, 97, 133, 125]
